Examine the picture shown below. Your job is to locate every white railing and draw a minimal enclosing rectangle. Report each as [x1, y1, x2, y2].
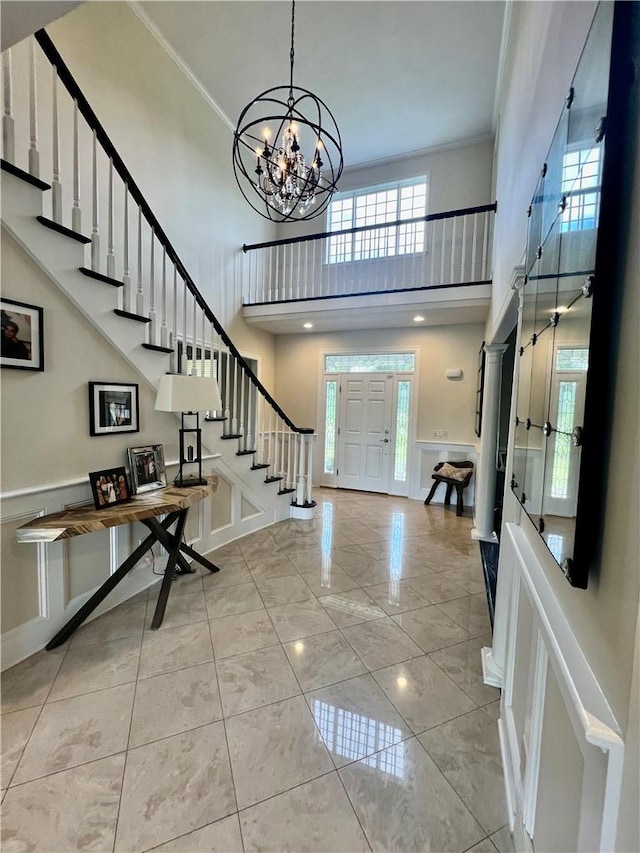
[1, 31, 315, 509]
[243, 202, 496, 304]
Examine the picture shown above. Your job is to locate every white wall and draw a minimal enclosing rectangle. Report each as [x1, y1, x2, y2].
[45, 1, 277, 389]
[274, 324, 484, 444]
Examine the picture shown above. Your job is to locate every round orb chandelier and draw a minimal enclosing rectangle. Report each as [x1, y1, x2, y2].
[232, 1, 343, 223]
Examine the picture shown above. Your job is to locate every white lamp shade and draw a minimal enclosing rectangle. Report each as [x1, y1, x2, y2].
[154, 374, 223, 413]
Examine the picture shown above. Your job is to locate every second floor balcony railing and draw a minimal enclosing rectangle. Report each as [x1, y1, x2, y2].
[242, 201, 496, 305]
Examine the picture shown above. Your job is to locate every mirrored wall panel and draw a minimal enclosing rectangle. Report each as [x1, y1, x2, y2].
[511, 2, 623, 586]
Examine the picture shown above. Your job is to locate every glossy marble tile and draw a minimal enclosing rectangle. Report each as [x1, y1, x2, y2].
[13, 683, 134, 785]
[419, 708, 507, 833]
[48, 635, 141, 701]
[392, 605, 470, 653]
[216, 644, 300, 716]
[1, 648, 66, 714]
[341, 617, 423, 671]
[115, 722, 236, 852]
[204, 580, 264, 618]
[430, 638, 500, 706]
[405, 572, 468, 603]
[149, 814, 243, 852]
[318, 588, 386, 628]
[0, 706, 40, 788]
[268, 598, 337, 643]
[483, 700, 501, 722]
[240, 771, 370, 852]
[225, 695, 333, 809]
[247, 554, 297, 583]
[467, 838, 501, 853]
[148, 590, 208, 630]
[202, 561, 253, 588]
[305, 674, 412, 768]
[255, 573, 314, 607]
[70, 599, 147, 647]
[338, 560, 396, 587]
[372, 655, 476, 734]
[1, 755, 125, 852]
[138, 621, 213, 679]
[209, 608, 279, 659]
[283, 630, 367, 692]
[339, 736, 483, 853]
[442, 566, 486, 595]
[437, 593, 492, 637]
[490, 825, 516, 852]
[129, 662, 222, 748]
[297, 565, 360, 596]
[362, 579, 432, 615]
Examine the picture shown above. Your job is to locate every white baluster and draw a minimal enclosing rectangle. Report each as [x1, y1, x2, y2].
[450, 216, 457, 283]
[191, 290, 197, 365]
[171, 266, 178, 372]
[148, 230, 156, 344]
[28, 41, 39, 178]
[160, 247, 169, 349]
[439, 219, 446, 285]
[246, 377, 255, 452]
[122, 187, 130, 312]
[180, 280, 187, 373]
[267, 406, 274, 475]
[2, 49, 15, 163]
[231, 358, 239, 434]
[224, 348, 231, 433]
[296, 242, 301, 300]
[274, 415, 280, 480]
[461, 214, 468, 283]
[287, 426, 293, 489]
[303, 239, 309, 298]
[71, 100, 81, 232]
[255, 394, 263, 464]
[482, 210, 490, 279]
[471, 213, 478, 281]
[136, 204, 144, 315]
[239, 366, 246, 449]
[51, 67, 62, 223]
[91, 131, 100, 271]
[200, 304, 206, 372]
[106, 158, 115, 278]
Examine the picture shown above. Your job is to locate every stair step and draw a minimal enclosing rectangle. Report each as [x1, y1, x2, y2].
[1, 159, 51, 191]
[141, 342, 174, 354]
[278, 487, 296, 495]
[236, 449, 256, 457]
[114, 309, 151, 324]
[36, 215, 91, 244]
[251, 463, 270, 471]
[265, 476, 283, 484]
[80, 267, 124, 288]
[220, 434, 242, 440]
[204, 416, 227, 422]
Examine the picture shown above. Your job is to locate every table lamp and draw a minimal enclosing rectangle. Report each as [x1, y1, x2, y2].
[155, 374, 223, 487]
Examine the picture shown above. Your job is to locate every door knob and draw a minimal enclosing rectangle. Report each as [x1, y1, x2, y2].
[380, 438, 389, 443]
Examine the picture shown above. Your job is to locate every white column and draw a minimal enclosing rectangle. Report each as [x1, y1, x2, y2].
[471, 343, 509, 542]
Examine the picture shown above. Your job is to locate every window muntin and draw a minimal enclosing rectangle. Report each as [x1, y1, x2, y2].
[327, 178, 427, 263]
[560, 146, 602, 232]
[323, 380, 338, 474]
[394, 381, 411, 482]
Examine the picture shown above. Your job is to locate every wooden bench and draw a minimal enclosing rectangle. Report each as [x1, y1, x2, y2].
[424, 461, 474, 517]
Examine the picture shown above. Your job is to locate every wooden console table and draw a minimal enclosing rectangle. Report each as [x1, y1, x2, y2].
[16, 478, 219, 649]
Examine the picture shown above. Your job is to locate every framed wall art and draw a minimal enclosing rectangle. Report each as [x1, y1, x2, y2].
[88, 381, 139, 436]
[1, 297, 44, 371]
[128, 444, 167, 494]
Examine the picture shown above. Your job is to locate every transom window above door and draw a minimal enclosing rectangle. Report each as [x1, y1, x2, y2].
[324, 353, 416, 373]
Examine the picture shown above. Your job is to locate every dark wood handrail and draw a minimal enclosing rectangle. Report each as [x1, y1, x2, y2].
[34, 29, 313, 435]
[242, 202, 497, 252]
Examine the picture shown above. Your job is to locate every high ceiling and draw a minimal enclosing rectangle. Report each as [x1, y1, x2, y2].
[137, 1, 506, 171]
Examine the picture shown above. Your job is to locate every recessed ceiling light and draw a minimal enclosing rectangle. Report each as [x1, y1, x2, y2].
[413, 315, 425, 323]
[303, 322, 313, 329]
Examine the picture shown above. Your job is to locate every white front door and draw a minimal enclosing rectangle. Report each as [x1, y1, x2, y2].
[336, 374, 392, 493]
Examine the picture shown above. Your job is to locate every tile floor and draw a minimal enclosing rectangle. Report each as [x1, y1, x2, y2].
[1, 488, 513, 852]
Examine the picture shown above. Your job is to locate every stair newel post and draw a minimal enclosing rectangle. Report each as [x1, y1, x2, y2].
[51, 67, 62, 224]
[2, 49, 15, 163]
[148, 229, 156, 345]
[295, 432, 306, 505]
[71, 99, 81, 232]
[305, 433, 314, 505]
[106, 158, 115, 279]
[90, 130, 100, 271]
[122, 186, 130, 312]
[160, 246, 169, 349]
[136, 203, 144, 316]
[28, 41, 39, 178]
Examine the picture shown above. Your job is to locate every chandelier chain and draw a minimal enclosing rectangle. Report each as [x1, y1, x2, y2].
[289, 0, 296, 103]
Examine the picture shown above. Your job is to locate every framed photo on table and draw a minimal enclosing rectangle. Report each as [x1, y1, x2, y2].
[128, 444, 167, 494]
[1, 297, 44, 371]
[89, 381, 139, 436]
[88, 466, 131, 510]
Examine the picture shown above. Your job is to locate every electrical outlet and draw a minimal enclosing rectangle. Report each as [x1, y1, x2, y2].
[433, 430, 448, 440]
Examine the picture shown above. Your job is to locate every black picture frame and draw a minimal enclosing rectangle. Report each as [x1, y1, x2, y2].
[88, 466, 131, 510]
[88, 381, 139, 436]
[1, 297, 44, 371]
[128, 444, 167, 494]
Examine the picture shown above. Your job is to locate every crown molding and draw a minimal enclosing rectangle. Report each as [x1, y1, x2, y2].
[345, 134, 495, 175]
[127, 1, 235, 134]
